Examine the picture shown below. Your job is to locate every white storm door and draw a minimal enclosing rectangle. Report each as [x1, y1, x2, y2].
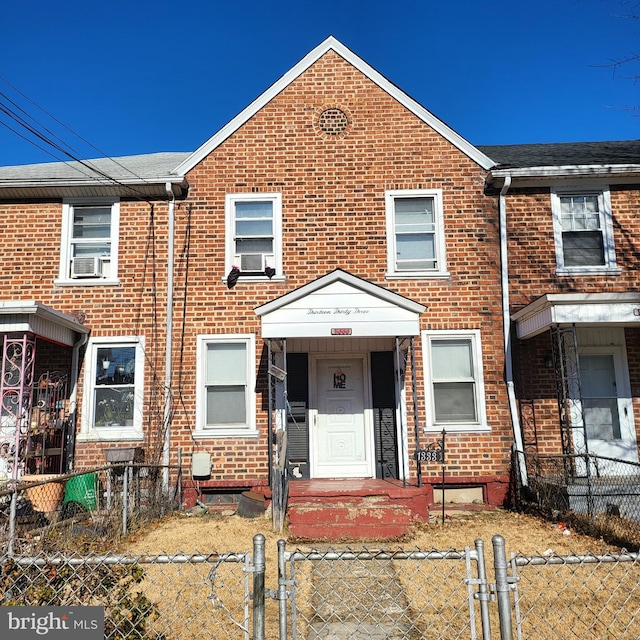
[311, 356, 373, 478]
[577, 350, 638, 468]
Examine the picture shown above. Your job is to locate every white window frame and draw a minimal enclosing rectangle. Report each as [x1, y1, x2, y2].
[421, 329, 488, 432]
[195, 333, 258, 438]
[225, 193, 283, 283]
[78, 336, 145, 442]
[551, 186, 619, 276]
[385, 189, 448, 278]
[57, 198, 120, 285]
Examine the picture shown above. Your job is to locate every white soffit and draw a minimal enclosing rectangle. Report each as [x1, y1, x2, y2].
[513, 293, 640, 339]
[174, 36, 495, 174]
[255, 270, 425, 338]
[0, 301, 89, 346]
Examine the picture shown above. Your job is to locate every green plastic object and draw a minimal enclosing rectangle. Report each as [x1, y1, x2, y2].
[64, 472, 98, 512]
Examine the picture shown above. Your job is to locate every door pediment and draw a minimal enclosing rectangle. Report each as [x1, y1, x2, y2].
[255, 269, 425, 338]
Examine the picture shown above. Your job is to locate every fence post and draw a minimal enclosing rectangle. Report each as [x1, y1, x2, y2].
[122, 465, 129, 535]
[475, 538, 492, 640]
[277, 539, 288, 640]
[7, 483, 18, 557]
[253, 533, 266, 640]
[492, 535, 514, 640]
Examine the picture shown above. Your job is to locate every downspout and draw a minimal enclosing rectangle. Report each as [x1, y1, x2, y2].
[499, 175, 528, 487]
[68, 331, 89, 472]
[162, 183, 176, 491]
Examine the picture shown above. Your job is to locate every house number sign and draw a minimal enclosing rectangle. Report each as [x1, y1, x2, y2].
[414, 437, 445, 463]
[415, 430, 447, 526]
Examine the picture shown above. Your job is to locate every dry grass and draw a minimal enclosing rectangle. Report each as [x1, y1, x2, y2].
[123, 513, 287, 640]
[124, 508, 620, 557]
[409, 509, 617, 556]
[119, 509, 630, 640]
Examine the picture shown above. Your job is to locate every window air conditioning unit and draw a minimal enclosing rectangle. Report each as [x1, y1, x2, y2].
[71, 256, 103, 278]
[236, 253, 274, 273]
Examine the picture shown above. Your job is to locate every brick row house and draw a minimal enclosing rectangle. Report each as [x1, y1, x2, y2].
[0, 37, 638, 535]
[487, 141, 640, 493]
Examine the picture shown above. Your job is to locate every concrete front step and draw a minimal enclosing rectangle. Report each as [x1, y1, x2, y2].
[287, 494, 422, 540]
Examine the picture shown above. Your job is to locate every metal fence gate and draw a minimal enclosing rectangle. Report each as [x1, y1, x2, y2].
[281, 541, 489, 640]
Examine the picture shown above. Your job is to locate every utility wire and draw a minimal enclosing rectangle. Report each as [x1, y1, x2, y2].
[0, 77, 153, 184]
[0, 119, 64, 163]
[0, 105, 129, 190]
[0, 78, 162, 202]
[0, 80, 183, 463]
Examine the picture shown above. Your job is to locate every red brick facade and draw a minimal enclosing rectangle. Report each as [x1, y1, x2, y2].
[166, 50, 512, 499]
[504, 179, 640, 468]
[2, 39, 637, 514]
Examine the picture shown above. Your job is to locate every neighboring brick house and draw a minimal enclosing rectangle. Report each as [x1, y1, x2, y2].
[0, 154, 188, 481]
[0, 37, 638, 531]
[482, 142, 640, 483]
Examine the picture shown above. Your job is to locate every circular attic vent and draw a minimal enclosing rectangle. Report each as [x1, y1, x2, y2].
[318, 108, 349, 135]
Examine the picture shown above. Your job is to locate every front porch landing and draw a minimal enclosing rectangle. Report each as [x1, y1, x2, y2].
[286, 479, 430, 540]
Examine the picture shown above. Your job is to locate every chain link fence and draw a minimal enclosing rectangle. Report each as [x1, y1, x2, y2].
[2, 468, 640, 639]
[0, 464, 180, 555]
[283, 544, 486, 640]
[520, 452, 640, 550]
[0, 550, 251, 640]
[1, 535, 638, 640]
[509, 549, 640, 640]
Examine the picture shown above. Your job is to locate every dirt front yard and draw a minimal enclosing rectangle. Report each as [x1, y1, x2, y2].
[123, 508, 619, 557]
[123, 510, 628, 638]
[118, 508, 637, 640]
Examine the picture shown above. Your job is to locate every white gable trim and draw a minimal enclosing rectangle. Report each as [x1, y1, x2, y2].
[255, 270, 425, 338]
[173, 36, 495, 175]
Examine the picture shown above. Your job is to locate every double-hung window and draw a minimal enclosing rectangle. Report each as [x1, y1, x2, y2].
[551, 187, 618, 274]
[79, 337, 145, 441]
[422, 330, 488, 432]
[196, 334, 257, 437]
[59, 198, 120, 283]
[225, 193, 282, 281]
[385, 189, 447, 277]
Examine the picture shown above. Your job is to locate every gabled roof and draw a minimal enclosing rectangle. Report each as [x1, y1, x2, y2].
[174, 36, 496, 174]
[256, 268, 425, 316]
[0, 152, 190, 200]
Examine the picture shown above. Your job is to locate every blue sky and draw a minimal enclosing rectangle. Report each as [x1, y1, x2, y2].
[0, 0, 638, 167]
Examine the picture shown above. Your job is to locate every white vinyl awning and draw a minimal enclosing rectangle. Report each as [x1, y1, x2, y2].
[255, 269, 426, 338]
[0, 301, 89, 346]
[512, 293, 640, 339]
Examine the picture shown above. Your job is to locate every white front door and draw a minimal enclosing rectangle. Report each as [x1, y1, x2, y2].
[310, 355, 373, 478]
[575, 348, 639, 471]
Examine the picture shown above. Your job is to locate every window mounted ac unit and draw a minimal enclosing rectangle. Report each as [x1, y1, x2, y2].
[71, 256, 103, 278]
[236, 253, 274, 273]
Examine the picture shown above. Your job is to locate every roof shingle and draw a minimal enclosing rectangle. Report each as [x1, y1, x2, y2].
[478, 140, 640, 169]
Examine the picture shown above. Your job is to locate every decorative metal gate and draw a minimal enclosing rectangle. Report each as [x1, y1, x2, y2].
[0, 334, 37, 480]
[550, 325, 588, 467]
